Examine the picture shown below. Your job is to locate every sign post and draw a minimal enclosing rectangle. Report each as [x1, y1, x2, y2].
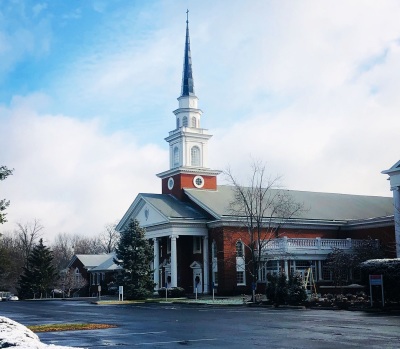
[165, 283, 168, 302]
[98, 285, 101, 300]
[369, 275, 384, 307]
[118, 286, 123, 301]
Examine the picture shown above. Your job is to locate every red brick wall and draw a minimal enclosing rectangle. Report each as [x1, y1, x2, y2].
[208, 223, 396, 295]
[161, 173, 217, 199]
[339, 226, 396, 258]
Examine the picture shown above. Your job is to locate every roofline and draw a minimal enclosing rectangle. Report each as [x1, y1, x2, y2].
[206, 215, 394, 230]
[157, 168, 221, 179]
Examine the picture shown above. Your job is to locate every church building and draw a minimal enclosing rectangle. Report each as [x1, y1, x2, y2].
[116, 15, 397, 296]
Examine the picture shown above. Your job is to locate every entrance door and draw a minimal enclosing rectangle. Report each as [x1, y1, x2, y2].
[193, 269, 203, 294]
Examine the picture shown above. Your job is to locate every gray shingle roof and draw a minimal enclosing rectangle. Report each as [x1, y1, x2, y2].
[184, 185, 393, 221]
[90, 252, 122, 272]
[73, 254, 111, 269]
[141, 193, 208, 220]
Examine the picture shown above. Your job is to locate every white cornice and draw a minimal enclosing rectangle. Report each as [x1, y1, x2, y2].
[165, 128, 212, 143]
[156, 167, 222, 179]
[173, 107, 203, 115]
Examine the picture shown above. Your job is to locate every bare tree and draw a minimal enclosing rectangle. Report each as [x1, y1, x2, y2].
[15, 219, 43, 267]
[56, 267, 88, 297]
[51, 233, 74, 270]
[0, 232, 24, 292]
[225, 161, 304, 288]
[71, 235, 102, 254]
[99, 223, 119, 253]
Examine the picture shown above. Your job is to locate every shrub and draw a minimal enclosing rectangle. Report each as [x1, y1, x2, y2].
[157, 287, 186, 298]
[287, 273, 307, 305]
[266, 272, 288, 305]
[360, 259, 400, 302]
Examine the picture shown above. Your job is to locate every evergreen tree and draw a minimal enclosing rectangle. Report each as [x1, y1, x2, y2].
[114, 219, 154, 300]
[266, 272, 288, 305]
[18, 238, 57, 299]
[287, 273, 307, 304]
[0, 166, 13, 224]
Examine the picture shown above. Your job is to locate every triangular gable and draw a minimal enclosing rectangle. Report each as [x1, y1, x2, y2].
[116, 194, 169, 231]
[382, 160, 400, 189]
[190, 261, 202, 269]
[382, 160, 400, 175]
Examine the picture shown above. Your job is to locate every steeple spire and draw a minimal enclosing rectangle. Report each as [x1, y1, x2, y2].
[181, 9, 195, 97]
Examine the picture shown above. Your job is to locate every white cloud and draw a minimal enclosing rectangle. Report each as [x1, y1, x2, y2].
[2, 1, 400, 241]
[0, 94, 166, 242]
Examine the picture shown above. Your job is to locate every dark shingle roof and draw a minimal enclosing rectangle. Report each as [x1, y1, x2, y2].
[141, 193, 208, 220]
[184, 185, 393, 221]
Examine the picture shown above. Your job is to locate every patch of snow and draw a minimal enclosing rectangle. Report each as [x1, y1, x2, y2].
[0, 316, 83, 349]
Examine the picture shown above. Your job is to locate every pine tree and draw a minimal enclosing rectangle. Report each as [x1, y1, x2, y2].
[18, 238, 57, 299]
[287, 273, 307, 304]
[114, 219, 154, 300]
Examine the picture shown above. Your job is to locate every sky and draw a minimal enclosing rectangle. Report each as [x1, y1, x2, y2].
[1, 0, 400, 242]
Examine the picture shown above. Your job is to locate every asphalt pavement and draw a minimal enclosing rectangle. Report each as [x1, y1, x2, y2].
[1, 300, 400, 348]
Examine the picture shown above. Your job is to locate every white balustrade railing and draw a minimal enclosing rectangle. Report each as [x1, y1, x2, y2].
[261, 237, 378, 254]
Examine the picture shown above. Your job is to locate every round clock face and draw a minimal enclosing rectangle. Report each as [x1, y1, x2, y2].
[193, 175, 204, 188]
[167, 177, 174, 190]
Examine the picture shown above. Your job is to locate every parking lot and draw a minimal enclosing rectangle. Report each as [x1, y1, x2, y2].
[1, 300, 400, 348]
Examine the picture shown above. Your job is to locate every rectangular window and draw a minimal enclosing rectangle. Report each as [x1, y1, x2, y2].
[236, 256, 246, 285]
[321, 261, 332, 281]
[259, 260, 279, 281]
[236, 271, 245, 285]
[193, 237, 202, 254]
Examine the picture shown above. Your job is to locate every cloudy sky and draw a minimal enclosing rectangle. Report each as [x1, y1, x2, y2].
[1, 0, 400, 242]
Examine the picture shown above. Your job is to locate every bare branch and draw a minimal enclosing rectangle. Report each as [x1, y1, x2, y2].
[224, 160, 305, 284]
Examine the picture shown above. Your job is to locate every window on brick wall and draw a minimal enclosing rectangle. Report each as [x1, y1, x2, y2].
[212, 240, 218, 286]
[236, 271, 245, 284]
[236, 241, 246, 285]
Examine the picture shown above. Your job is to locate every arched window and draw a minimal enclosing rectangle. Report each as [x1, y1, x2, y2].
[176, 118, 180, 129]
[191, 146, 200, 166]
[236, 240, 244, 257]
[183, 116, 188, 127]
[191, 116, 196, 128]
[173, 147, 179, 167]
[75, 268, 81, 283]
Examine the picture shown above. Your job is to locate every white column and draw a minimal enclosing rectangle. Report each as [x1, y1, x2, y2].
[284, 260, 289, 277]
[153, 238, 159, 291]
[394, 188, 400, 257]
[202, 236, 209, 294]
[170, 235, 179, 287]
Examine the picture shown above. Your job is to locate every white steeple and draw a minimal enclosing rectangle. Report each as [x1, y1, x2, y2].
[157, 12, 220, 197]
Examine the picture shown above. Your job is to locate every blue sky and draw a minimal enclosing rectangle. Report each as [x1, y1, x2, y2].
[1, 0, 400, 241]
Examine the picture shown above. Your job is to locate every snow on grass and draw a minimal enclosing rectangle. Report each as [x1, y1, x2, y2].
[0, 316, 83, 349]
